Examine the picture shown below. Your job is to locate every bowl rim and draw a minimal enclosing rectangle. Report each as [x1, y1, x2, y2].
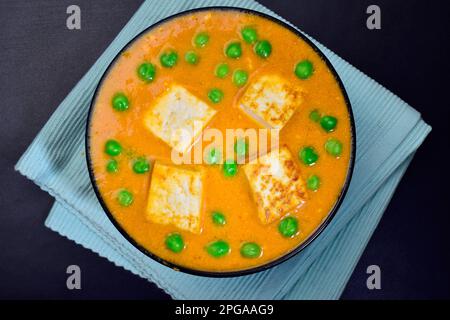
[85, 6, 356, 278]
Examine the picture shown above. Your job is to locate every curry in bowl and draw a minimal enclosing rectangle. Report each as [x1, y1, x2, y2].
[87, 8, 354, 275]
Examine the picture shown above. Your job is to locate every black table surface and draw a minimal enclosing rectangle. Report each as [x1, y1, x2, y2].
[1, 0, 449, 299]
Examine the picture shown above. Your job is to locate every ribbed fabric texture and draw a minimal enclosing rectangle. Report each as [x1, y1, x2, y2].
[15, 0, 431, 299]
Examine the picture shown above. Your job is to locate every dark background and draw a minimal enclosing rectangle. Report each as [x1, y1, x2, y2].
[0, 0, 449, 299]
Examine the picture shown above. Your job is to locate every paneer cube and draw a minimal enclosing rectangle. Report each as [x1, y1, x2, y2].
[239, 74, 304, 129]
[144, 84, 217, 153]
[243, 146, 307, 224]
[146, 162, 204, 234]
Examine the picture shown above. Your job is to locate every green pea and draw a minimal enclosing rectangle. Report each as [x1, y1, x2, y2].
[223, 159, 238, 177]
[309, 109, 321, 122]
[165, 233, 185, 253]
[194, 32, 209, 48]
[208, 88, 224, 104]
[111, 93, 129, 112]
[295, 60, 314, 79]
[240, 242, 262, 258]
[215, 63, 230, 78]
[185, 51, 199, 65]
[205, 147, 221, 165]
[212, 211, 226, 226]
[106, 159, 118, 173]
[278, 216, 299, 238]
[299, 146, 319, 166]
[234, 138, 248, 157]
[254, 40, 272, 58]
[133, 158, 150, 174]
[225, 42, 242, 59]
[206, 240, 230, 258]
[320, 115, 338, 132]
[117, 189, 133, 207]
[325, 138, 343, 157]
[306, 175, 321, 191]
[160, 50, 178, 68]
[104, 139, 122, 156]
[241, 26, 258, 44]
[137, 62, 156, 82]
[232, 69, 248, 87]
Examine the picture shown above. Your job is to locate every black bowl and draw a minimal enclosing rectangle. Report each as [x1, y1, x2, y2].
[86, 6, 356, 277]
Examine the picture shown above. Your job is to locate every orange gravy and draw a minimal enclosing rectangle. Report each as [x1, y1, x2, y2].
[90, 10, 352, 272]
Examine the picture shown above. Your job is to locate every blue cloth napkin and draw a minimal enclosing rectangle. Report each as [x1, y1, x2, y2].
[15, 0, 430, 299]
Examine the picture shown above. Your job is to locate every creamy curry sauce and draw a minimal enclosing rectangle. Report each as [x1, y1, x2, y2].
[89, 10, 352, 272]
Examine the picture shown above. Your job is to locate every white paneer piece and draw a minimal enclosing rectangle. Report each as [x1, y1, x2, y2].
[146, 162, 204, 234]
[144, 84, 217, 153]
[243, 146, 307, 224]
[239, 74, 304, 129]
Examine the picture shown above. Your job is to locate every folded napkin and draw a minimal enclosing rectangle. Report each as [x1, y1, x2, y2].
[16, 0, 430, 299]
